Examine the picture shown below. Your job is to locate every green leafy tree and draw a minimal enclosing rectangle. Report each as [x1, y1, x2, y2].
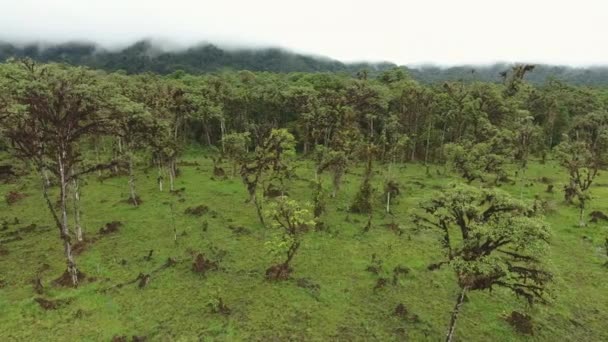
[240, 128, 295, 226]
[106, 74, 160, 206]
[555, 112, 608, 226]
[445, 127, 514, 184]
[413, 184, 552, 342]
[314, 146, 349, 198]
[0, 60, 114, 286]
[221, 132, 251, 177]
[264, 196, 314, 280]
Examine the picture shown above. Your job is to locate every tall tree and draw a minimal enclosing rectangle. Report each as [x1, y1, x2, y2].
[240, 128, 296, 226]
[555, 111, 608, 226]
[413, 184, 552, 342]
[0, 60, 113, 286]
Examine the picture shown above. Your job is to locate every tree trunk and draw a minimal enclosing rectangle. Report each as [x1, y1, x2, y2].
[386, 192, 391, 213]
[283, 241, 300, 268]
[58, 153, 78, 287]
[94, 138, 102, 177]
[169, 159, 175, 192]
[128, 154, 138, 206]
[440, 121, 448, 163]
[579, 204, 586, 227]
[410, 112, 419, 161]
[424, 117, 433, 166]
[157, 159, 164, 192]
[220, 119, 226, 153]
[254, 194, 265, 227]
[71, 175, 83, 242]
[445, 287, 468, 342]
[205, 123, 212, 146]
[43, 168, 51, 187]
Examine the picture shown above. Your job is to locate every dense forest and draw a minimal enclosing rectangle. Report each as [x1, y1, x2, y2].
[3, 40, 608, 85]
[0, 58, 607, 341]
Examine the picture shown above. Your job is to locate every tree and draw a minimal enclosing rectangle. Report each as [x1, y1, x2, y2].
[240, 128, 295, 226]
[555, 111, 608, 226]
[444, 126, 514, 184]
[221, 132, 251, 177]
[513, 114, 542, 170]
[264, 196, 314, 280]
[312, 178, 327, 231]
[350, 143, 379, 232]
[314, 146, 348, 198]
[107, 74, 159, 206]
[0, 60, 113, 286]
[413, 184, 552, 342]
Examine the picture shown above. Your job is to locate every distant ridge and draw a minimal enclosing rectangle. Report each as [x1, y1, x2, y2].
[1, 40, 608, 85]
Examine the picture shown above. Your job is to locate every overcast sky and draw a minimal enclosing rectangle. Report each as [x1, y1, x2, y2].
[1, 0, 607, 66]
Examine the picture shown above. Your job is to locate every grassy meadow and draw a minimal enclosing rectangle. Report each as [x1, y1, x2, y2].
[0, 150, 607, 341]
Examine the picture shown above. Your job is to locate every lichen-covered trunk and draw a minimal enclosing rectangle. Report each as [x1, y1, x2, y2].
[128, 154, 138, 206]
[445, 287, 468, 342]
[157, 159, 164, 192]
[424, 117, 433, 166]
[254, 193, 265, 227]
[71, 175, 83, 242]
[220, 119, 226, 153]
[169, 159, 176, 192]
[58, 152, 78, 286]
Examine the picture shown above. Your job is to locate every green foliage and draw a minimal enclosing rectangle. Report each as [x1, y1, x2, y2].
[445, 127, 514, 184]
[414, 184, 552, 302]
[264, 196, 314, 267]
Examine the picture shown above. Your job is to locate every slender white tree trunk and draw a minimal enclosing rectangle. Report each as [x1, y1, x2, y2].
[58, 152, 78, 286]
[169, 159, 175, 192]
[128, 153, 138, 206]
[220, 119, 226, 153]
[445, 287, 468, 342]
[71, 175, 83, 242]
[157, 158, 164, 192]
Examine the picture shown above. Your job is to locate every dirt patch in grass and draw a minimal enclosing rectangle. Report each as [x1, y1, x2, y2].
[185, 205, 209, 216]
[0, 223, 50, 244]
[506, 311, 534, 335]
[99, 221, 123, 235]
[5, 191, 27, 205]
[53, 270, 87, 287]
[124, 195, 143, 206]
[589, 210, 608, 223]
[192, 253, 218, 274]
[228, 225, 251, 235]
[34, 297, 70, 310]
[383, 222, 403, 236]
[72, 237, 99, 255]
[265, 263, 292, 281]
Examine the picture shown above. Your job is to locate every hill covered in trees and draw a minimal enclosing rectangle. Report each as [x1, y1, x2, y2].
[2, 40, 608, 85]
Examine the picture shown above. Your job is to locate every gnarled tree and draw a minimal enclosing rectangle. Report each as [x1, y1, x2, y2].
[0, 60, 113, 286]
[413, 184, 552, 342]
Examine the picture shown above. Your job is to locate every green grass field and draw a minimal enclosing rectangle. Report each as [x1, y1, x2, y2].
[1, 152, 607, 341]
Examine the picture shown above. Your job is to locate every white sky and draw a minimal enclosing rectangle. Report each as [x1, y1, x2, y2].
[1, 0, 607, 66]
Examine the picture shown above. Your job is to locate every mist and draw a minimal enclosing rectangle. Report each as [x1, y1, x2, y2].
[1, 0, 607, 66]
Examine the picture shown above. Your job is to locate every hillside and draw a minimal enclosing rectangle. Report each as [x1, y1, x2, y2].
[2, 40, 608, 85]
